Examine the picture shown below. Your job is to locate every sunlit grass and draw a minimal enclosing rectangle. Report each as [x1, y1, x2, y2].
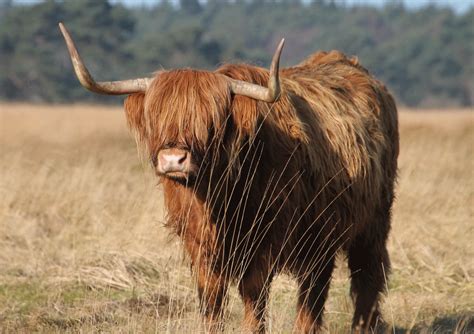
[0, 103, 472, 332]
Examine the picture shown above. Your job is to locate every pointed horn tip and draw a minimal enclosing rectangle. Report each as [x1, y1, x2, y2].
[271, 38, 285, 67]
[58, 22, 66, 34]
[58, 22, 71, 43]
[277, 38, 285, 52]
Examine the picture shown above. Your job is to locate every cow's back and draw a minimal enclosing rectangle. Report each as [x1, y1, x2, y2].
[280, 50, 399, 239]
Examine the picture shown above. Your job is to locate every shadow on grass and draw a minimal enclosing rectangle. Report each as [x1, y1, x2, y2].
[394, 313, 473, 334]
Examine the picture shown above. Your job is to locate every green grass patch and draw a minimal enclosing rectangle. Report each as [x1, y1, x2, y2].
[0, 281, 48, 315]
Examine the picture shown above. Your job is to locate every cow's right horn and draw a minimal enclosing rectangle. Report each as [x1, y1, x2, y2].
[59, 22, 153, 95]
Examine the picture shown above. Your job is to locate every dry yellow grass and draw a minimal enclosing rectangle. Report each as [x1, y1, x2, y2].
[0, 103, 473, 333]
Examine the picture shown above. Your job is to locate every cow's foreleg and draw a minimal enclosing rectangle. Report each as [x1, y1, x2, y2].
[196, 264, 228, 332]
[238, 266, 274, 334]
[294, 256, 335, 333]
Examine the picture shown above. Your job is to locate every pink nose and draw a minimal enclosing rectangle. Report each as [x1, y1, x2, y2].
[157, 148, 190, 174]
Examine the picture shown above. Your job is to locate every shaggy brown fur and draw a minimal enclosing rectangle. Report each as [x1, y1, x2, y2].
[124, 50, 399, 333]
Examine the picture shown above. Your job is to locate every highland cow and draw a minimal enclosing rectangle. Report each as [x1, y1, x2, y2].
[60, 22, 399, 333]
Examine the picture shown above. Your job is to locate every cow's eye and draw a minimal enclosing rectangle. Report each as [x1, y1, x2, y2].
[163, 142, 176, 149]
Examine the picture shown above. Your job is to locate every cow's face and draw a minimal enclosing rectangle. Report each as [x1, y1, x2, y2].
[125, 70, 233, 186]
[59, 23, 283, 186]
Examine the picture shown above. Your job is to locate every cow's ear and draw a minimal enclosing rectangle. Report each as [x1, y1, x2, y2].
[230, 95, 259, 139]
[124, 93, 146, 142]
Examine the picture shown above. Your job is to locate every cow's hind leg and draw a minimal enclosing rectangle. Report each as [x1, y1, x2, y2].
[348, 217, 391, 332]
[294, 256, 336, 333]
[196, 265, 228, 332]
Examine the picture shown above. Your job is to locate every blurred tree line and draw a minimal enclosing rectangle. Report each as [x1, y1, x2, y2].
[0, 0, 472, 107]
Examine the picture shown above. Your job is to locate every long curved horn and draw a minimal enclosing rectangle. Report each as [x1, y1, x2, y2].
[228, 39, 284, 103]
[59, 22, 152, 95]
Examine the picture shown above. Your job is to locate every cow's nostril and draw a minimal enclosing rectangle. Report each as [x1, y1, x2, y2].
[178, 153, 187, 165]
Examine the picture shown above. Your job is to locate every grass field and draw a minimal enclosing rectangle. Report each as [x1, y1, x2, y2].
[0, 103, 472, 333]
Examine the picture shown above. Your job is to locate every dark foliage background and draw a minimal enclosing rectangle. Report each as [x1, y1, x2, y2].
[0, 0, 472, 107]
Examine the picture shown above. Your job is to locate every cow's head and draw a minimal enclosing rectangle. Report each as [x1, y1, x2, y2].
[59, 23, 284, 185]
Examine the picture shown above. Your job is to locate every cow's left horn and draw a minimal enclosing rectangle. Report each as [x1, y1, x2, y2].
[228, 39, 284, 103]
[59, 22, 153, 95]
